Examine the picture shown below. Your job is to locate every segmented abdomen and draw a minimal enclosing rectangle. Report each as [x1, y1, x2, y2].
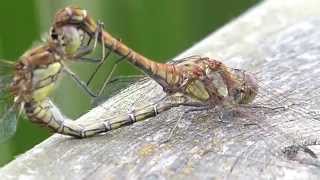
[24, 100, 85, 137]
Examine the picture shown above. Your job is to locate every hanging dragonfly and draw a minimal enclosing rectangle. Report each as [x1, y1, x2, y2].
[51, 6, 320, 159]
[0, 23, 127, 142]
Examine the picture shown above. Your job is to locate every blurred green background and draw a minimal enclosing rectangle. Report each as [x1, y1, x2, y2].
[0, 0, 259, 166]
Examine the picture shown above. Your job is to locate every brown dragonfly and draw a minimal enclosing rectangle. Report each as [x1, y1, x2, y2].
[1, 7, 319, 169]
[0, 8, 259, 142]
[50, 6, 320, 161]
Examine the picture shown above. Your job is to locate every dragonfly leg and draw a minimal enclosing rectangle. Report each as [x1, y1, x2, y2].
[97, 49, 130, 97]
[62, 65, 97, 97]
[106, 75, 146, 84]
[86, 34, 115, 87]
[77, 21, 121, 87]
[72, 21, 104, 60]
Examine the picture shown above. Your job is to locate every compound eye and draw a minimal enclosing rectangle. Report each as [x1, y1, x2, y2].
[50, 28, 59, 40]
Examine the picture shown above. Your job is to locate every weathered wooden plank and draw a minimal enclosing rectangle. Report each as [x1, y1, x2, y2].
[2, 0, 320, 179]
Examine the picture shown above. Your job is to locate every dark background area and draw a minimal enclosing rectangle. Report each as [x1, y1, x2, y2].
[0, 0, 259, 166]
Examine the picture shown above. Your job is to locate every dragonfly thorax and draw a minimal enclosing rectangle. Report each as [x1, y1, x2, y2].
[31, 62, 62, 102]
[174, 58, 258, 107]
[10, 44, 64, 108]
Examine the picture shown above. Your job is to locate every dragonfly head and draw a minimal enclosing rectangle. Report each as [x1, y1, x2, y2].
[49, 25, 84, 58]
[234, 71, 258, 105]
[53, 6, 96, 37]
[54, 6, 88, 27]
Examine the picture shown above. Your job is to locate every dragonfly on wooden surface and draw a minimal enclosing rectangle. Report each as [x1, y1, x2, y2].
[0, 20, 260, 143]
[51, 6, 320, 160]
[52, 6, 320, 125]
[0, 17, 203, 142]
[54, 6, 260, 105]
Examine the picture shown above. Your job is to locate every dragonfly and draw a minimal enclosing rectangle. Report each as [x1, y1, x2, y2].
[52, 6, 319, 122]
[53, 6, 259, 105]
[51, 6, 320, 161]
[0, 11, 260, 143]
[0, 14, 213, 142]
[0, 23, 129, 142]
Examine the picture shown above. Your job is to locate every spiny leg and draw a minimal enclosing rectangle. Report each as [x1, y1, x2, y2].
[74, 21, 116, 88]
[62, 65, 97, 97]
[97, 49, 131, 97]
[73, 21, 105, 61]
[85, 20, 117, 86]
[58, 22, 111, 98]
[106, 75, 146, 84]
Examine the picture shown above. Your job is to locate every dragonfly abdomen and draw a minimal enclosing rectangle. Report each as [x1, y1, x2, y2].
[24, 100, 86, 137]
[24, 99, 177, 138]
[54, 7, 184, 93]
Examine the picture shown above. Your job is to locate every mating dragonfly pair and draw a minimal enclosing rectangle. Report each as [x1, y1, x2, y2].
[0, 6, 257, 140]
[0, 6, 319, 160]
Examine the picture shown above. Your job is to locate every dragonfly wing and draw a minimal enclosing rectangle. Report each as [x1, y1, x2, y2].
[0, 59, 14, 76]
[0, 59, 17, 142]
[91, 75, 149, 107]
[0, 59, 14, 90]
[231, 70, 320, 162]
[0, 106, 18, 143]
[169, 55, 202, 65]
[0, 87, 17, 143]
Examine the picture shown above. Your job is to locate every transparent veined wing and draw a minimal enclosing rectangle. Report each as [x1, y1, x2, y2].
[91, 56, 214, 107]
[0, 59, 18, 143]
[92, 75, 149, 107]
[0, 105, 17, 143]
[0, 59, 14, 76]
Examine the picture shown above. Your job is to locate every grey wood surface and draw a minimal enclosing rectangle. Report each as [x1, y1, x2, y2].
[2, 0, 320, 179]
